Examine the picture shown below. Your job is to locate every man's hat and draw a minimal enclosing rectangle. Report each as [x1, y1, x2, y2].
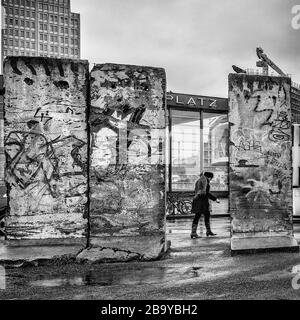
[204, 172, 214, 179]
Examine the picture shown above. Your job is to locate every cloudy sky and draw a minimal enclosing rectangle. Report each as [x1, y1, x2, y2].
[71, 0, 300, 97]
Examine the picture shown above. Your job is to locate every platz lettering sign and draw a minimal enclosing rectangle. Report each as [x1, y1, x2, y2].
[166, 93, 228, 110]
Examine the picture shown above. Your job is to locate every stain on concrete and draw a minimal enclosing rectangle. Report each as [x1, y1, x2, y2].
[53, 81, 69, 90]
[24, 78, 34, 86]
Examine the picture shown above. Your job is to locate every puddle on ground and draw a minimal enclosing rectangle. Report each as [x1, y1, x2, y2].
[28, 266, 235, 289]
[31, 277, 84, 288]
[252, 266, 300, 281]
[30, 267, 171, 288]
[29, 266, 208, 288]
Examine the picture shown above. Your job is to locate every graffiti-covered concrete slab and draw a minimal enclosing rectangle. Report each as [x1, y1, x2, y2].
[4, 57, 89, 241]
[0, 75, 5, 187]
[81, 63, 167, 262]
[228, 74, 298, 253]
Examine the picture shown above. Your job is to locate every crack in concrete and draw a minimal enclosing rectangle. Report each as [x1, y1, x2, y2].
[83, 245, 145, 260]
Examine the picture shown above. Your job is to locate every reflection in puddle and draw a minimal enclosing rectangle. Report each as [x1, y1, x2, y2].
[252, 271, 291, 281]
[29, 266, 203, 288]
[30, 268, 168, 288]
[31, 277, 84, 288]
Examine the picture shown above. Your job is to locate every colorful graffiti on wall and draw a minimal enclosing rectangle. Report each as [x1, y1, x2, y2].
[4, 57, 89, 239]
[89, 64, 166, 239]
[229, 74, 293, 234]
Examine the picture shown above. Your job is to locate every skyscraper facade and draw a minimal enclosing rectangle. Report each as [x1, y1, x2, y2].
[1, 0, 80, 66]
[292, 83, 300, 124]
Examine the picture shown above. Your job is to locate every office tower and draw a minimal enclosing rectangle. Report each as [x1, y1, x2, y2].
[292, 83, 300, 124]
[1, 0, 80, 68]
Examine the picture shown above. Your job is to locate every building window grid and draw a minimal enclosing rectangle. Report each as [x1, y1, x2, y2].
[3, 0, 79, 59]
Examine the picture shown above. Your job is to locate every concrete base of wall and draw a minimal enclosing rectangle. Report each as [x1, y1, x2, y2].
[0, 236, 170, 266]
[231, 233, 299, 255]
[0, 238, 86, 266]
[77, 235, 170, 263]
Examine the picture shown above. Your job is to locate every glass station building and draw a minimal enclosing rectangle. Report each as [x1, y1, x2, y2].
[166, 92, 230, 216]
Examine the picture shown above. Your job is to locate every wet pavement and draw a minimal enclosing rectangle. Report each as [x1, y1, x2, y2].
[1, 217, 300, 299]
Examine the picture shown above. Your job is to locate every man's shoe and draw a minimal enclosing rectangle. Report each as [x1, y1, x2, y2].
[206, 231, 217, 237]
[191, 223, 200, 239]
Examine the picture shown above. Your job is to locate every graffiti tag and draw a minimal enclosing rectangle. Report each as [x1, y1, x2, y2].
[268, 111, 291, 142]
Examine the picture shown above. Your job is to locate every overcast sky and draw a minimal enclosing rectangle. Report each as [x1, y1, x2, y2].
[71, 0, 300, 97]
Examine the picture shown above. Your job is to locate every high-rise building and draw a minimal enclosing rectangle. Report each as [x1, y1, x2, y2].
[1, 0, 80, 69]
[291, 83, 300, 124]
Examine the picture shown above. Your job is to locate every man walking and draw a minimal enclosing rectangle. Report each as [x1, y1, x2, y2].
[190, 172, 220, 239]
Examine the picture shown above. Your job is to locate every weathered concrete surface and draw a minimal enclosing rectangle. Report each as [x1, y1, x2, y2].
[293, 125, 300, 216]
[228, 74, 298, 252]
[0, 76, 6, 220]
[86, 63, 167, 261]
[0, 240, 85, 266]
[231, 235, 299, 254]
[0, 75, 4, 186]
[4, 57, 89, 240]
[293, 125, 300, 188]
[77, 236, 170, 262]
